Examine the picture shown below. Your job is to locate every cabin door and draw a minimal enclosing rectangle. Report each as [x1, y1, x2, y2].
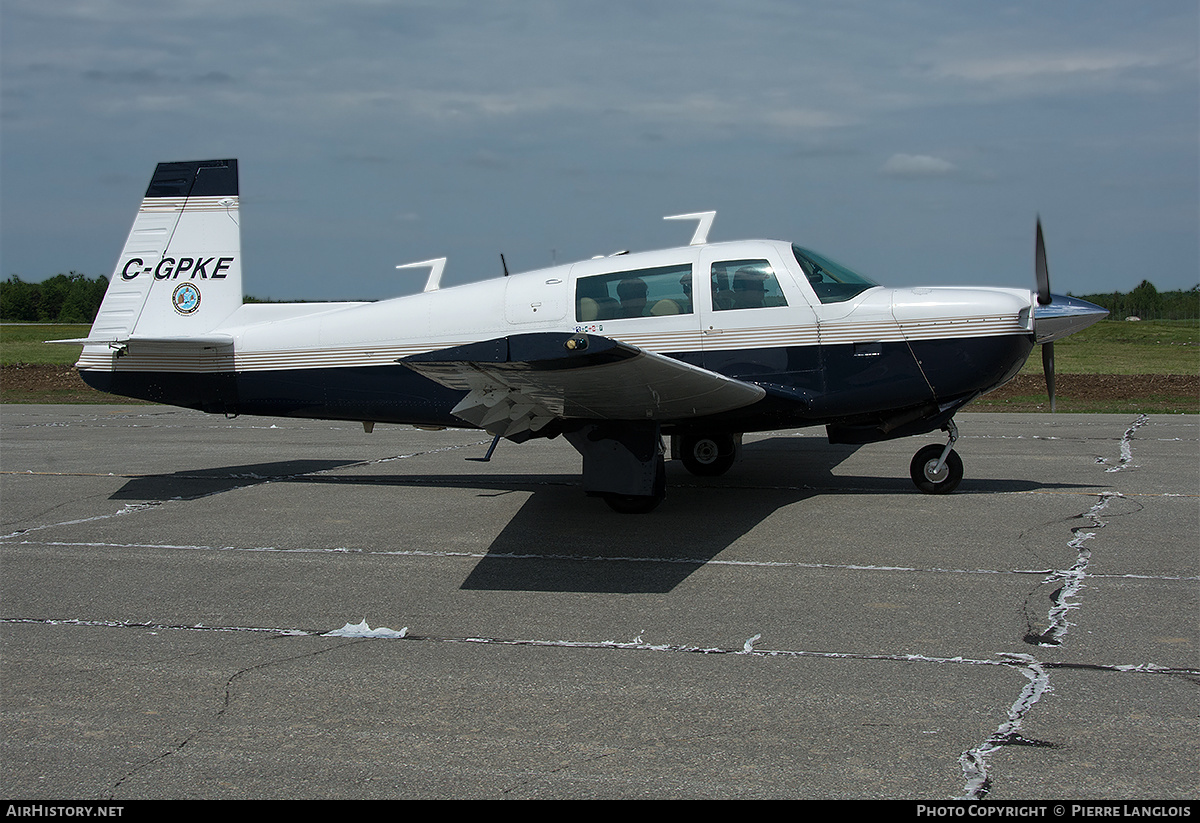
[696, 246, 823, 388]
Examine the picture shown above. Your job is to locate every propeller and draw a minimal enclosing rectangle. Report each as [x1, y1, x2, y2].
[1035, 217, 1055, 412]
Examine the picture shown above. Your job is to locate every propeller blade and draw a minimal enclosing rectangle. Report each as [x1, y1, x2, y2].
[1042, 340, 1056, 413]
[1035, 217, 1051, 306]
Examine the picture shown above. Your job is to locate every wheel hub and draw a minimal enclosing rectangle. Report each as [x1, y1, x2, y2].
[693, 439, 719, 464]
[923, 459, 949, 483]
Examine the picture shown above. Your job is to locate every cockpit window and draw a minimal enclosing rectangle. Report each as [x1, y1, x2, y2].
[792, 245, 880, 304]
[710, 259, 788, 311]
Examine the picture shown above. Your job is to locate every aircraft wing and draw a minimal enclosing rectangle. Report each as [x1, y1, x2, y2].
[400, 332, 766, 438]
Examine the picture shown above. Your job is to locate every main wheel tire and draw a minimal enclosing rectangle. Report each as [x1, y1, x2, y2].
[680, 433, 736, 476]
[910, 444, 964, 494]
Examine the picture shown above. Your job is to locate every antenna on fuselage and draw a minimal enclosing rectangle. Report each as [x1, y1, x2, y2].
[664, 211, 716, 245]
[396, 258, 447, 293]
[501, 253, 510, 277]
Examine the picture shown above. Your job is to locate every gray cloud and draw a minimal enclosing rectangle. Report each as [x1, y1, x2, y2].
[881, 153, 959, 178]
[1, 0, 1195, 297]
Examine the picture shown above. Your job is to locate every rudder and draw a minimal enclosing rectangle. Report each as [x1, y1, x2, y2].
[87, 159, 244, 341]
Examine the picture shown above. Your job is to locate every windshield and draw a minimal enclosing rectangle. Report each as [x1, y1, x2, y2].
[792, 244, 880, 304]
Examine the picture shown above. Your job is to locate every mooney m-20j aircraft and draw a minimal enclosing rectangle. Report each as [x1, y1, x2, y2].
[57, 159, 1107, 512]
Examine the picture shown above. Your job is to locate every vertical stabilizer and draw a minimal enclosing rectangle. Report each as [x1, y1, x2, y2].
[87, 159, 243, 341]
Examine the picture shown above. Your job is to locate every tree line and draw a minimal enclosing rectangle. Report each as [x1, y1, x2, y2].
[1071, 281, 1200, 321]
[2, 272, 1197, 324]
[0, 273, 110, 323]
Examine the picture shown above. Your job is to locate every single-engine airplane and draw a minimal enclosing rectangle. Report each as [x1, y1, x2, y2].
[55, 159, 1108, 512]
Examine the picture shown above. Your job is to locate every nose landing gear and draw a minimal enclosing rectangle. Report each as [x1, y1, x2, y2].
[910, 419, 963, 494]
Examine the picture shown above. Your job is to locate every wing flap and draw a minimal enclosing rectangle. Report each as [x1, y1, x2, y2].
[401, 332, 765, 435]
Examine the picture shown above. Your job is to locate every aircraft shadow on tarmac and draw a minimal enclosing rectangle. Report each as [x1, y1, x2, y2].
[108, 437, 1094, 594]
[458, 437, 1096, 593]
[109, 459, 365, 501]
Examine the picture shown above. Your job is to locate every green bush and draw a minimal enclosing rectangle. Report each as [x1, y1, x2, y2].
[0, 273, 110, 323]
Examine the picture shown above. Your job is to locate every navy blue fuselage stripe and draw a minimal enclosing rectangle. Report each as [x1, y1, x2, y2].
[78, 336, 1034, 437]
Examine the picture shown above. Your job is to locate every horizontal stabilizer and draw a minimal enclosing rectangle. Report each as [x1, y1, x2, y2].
[48, 334, 234, 349]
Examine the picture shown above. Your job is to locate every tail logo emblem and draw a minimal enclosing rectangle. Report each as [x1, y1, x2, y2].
[172, 283, 201, 315]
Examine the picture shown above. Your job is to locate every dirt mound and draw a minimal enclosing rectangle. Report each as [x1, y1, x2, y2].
[3, 364, 90, 393]
[0, 364, 150, 404]
[986, 373, 1198, 401]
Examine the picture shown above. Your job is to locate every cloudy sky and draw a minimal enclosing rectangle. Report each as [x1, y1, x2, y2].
[2, 1, 1196, 301]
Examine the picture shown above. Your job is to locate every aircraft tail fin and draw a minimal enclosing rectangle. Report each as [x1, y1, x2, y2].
[85, 159, 244, 343]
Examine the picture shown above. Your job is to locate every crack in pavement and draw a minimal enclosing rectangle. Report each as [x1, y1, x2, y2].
[958, 414, 1165, 800]
[105, 636, 367, 799]
[957, 654, 1056, 800]
[1098, 413, 1150, 473]
[1023, 492, 1123, 648]
[9, 617, 1196, 672]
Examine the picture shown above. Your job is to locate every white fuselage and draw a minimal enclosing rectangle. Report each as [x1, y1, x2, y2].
[80, 238, 1034, 377]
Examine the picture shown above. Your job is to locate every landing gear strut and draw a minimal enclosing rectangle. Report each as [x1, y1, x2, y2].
[601, 455, 666, 514]
[910, 419, 963, 494]
[565, 421, 667, 514]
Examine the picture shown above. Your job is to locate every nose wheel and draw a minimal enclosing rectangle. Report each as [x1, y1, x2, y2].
[909, 421, 963, 494]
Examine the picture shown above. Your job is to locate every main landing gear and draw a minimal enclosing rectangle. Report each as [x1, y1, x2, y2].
[909, 419, 963, 494]
[565, 422, 668, 515]
[589, 430, 739, 513]
[678, 432, 739, 477]
[601, 455, 666, 514]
